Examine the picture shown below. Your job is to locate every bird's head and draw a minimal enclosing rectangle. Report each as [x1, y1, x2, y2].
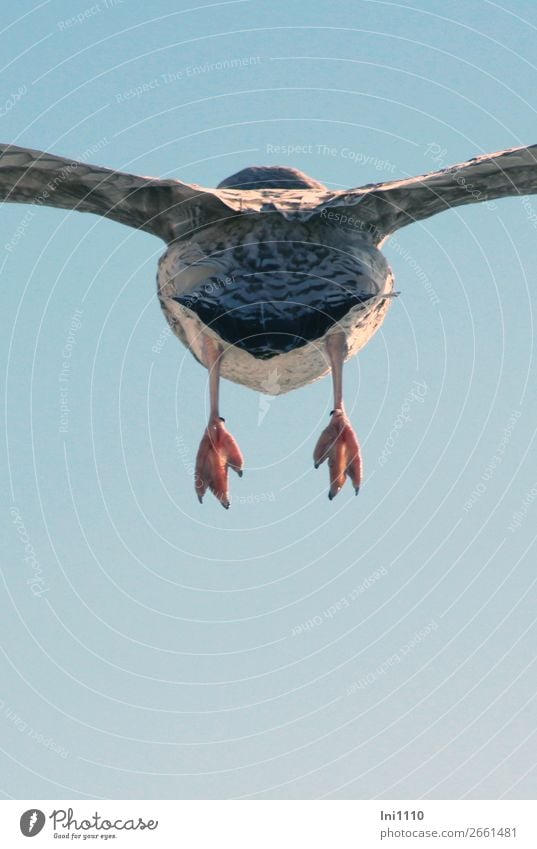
[217, 165, 325, 191]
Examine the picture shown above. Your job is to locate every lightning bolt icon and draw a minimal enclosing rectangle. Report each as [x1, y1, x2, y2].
[28, 811, 37, 833]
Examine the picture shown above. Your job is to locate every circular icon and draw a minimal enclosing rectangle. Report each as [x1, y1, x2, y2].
[20, 809, 46, 837]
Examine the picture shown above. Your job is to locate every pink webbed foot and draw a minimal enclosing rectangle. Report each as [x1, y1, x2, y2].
[313, 409, 362, 500]
[195, 417, 244, 509]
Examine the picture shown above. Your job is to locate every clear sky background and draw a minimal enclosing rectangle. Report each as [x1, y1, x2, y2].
[2, 0, 537, 800]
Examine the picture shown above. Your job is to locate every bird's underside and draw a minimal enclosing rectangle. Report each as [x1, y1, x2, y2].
[157, 215, 395, 395]
[2, 141, 537, 506]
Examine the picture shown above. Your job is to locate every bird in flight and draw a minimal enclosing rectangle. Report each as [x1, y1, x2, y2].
[2, 142, 536, 507]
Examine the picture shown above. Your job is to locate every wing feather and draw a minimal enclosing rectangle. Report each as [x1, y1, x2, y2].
[0, 143, 232, 242]
[320, 143, 537, 242]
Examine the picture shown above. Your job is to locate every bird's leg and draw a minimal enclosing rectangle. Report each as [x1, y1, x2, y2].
[313, 330, 362, 500]
[195, 335, 244, 508]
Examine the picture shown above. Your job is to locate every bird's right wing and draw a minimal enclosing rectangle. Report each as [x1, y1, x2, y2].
[0, 144, 233, 242]
[321, 143, 537, 243]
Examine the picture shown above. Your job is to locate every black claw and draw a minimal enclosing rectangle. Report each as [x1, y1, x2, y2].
[355, 487, 360, 496]
[314, 462, 320, 469]
[329, 409, 335, 416]
[237, 469, 243, 477]
[328, 491, 334, 501]
[198, 495, 203, 504]
[222, 501, 230, 510]
[219, 416, 225, 422]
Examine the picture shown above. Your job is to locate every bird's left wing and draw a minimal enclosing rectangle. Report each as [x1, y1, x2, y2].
[0, 144, 233, 242]
[321, 143, 537, 244]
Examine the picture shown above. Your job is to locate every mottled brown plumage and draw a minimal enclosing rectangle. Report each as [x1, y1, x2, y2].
[2, 142, 537, 505]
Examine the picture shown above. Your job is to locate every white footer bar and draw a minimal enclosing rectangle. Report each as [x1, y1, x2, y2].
[1, 799, 535, 847]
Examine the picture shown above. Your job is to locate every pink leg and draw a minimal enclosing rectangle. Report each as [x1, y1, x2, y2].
[313, 331, 362, 500]
[195, 336, 244, 509]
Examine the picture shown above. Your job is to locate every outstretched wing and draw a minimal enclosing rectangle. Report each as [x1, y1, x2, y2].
[0, 144, 233, 242]
[322, 144, 537, 243]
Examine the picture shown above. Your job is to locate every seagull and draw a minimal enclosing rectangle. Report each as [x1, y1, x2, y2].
[2, 142, 537, 507]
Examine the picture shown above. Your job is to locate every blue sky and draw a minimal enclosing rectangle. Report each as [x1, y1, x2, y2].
[1, 0, 537, 799]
